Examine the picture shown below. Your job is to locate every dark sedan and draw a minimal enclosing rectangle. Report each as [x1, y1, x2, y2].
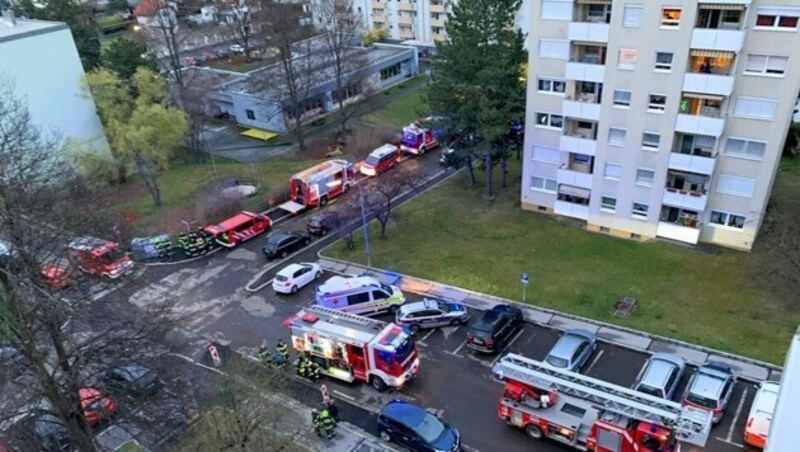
[262, 231, 311, 260]
[100, 365, 162, 397]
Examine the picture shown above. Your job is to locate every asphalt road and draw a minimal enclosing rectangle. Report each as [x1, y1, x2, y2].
[98, 147, 761, 452]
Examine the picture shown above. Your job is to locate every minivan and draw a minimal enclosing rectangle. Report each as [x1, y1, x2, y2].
[360, 144, 401, 176]
[377, 400, 461, 452]
[316, 275, 405, 315]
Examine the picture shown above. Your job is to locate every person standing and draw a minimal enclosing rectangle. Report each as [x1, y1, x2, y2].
[311, 408, 323, 437]
[276, 339, 289, 362]
[319, 408, 337, 439]
[325, 399, 339, 422]
[258, 341, 271, 366]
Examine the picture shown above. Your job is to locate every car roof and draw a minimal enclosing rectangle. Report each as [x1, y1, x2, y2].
[381, 400, 426, 426]
[752, 382, 779, 414]
[690, 366, 732, 399]
[268, 231, 292, 242]
[550, 330, 592, 358]
[400, 299, 441, 314]
[277, 263, 305, 276]
[641, 354, 682, 387]
[370, 144, 399, 158]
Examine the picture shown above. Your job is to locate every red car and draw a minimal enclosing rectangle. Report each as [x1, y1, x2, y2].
[204, 211, 272, 248]
[41, 265, 72, 290]
[360, 144, 401, 177]
[79, 387, 117, 427]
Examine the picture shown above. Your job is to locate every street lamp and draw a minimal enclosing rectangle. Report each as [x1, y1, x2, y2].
[358, 183, 372, 267]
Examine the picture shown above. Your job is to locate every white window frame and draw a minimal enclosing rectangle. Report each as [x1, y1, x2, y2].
[709, 210, 746, 230]
[635, 168, 655, 187]
[535, 112, 564, 129]
[754, 7, 800, 30]
[622, 4, 643, 28]
[655, 52, 674, 71]
[604, 162, 622, 180]
[618, 48, 638, 70]
[631, 202, 649, 219]
[716, 174, 756, 198]
[661, 6, 682, 28]
[530, 176, 558, 193]
[641, 132, 660, 150]
[538, 39, 570, 60]
[648, 93, 667, 113]
[608, 127, 626, 146]
[733, 96, 778, 120]
[723, 137, 766, 161]
[744, 54, 789, 76]
[613, 89, 631, 108]
[600, 196, 617, 213]
[537, 77, 566, 94]
[540, 0, 573, 21]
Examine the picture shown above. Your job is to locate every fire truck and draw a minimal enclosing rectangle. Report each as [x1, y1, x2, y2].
[66, 237, 134, 279]
[279, 159, 355, 214]
[286, 305, 420, 392]
[492, 353, 712, 451]
[399, 123, 440, 156]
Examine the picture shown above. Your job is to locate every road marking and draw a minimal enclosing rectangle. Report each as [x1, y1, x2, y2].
[462, 444, 480, 452]
[417, 329, 436, 346]
[715, 437, 745, 449]
[633, 360, 648, 385]
[726, 386, 749, 442]
[448, 339, 467, 356]
[584, 349, 605, 374]
[466, 354, 492, 367]
[491, 329, 526, 366]
[332, 390, 356, 402]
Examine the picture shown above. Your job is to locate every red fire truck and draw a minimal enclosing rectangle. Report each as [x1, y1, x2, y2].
[278, 159, 355, 214]
[492, 353, 712, 451]
[286, 305, 420, 392]
[66, 237, 134, 279]
[399, 123, 439, 156]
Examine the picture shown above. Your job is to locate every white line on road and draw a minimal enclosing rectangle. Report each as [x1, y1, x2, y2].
[467, 354, 492, 368]
[462, 444, 480, 452]
[633, 360, 648, 385]
[585, 349, 605, 374]
[491, 329, 525, 366]
[332, 390, 356, 402]
[417, 329, 436, 346]
[449, 340, 467, 356]
[715, 437, 745, 449]
[726, 386, 749, 442]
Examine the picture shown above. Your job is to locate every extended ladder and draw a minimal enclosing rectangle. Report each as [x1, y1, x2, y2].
[302, 305, 387, 330]
[493, 353, 712, 447]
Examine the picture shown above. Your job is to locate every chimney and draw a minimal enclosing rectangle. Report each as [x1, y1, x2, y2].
[1, 7, 16, 26]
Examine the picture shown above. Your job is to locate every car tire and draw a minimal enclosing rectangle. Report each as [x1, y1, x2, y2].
[389, 304, 400, 313]
[344, 184, 351, 193]
[419, 147, 426, 156]
[290, 285, 298, 294]
[450, 318, 461, 327]
[321, 229, 328, 236]
[281, 251, 287, 258]
[526, 424, 543, 440]
[304, 238, 310, 246]
[410, 324, 420, 332]
[370, 375, 387, 392]
[320, 196, 328, 206]
[315, 270, 323, 279]
[379, 431, 391, 442]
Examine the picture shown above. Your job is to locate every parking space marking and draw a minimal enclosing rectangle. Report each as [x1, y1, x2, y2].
[585, 350, 605, 374]
[491, 328, 525, 367]
[332, 390, 356, 402]
[446, 340, 468, 356]
[632, 360, 648, 385]
[467, 354, 492, 368]
[715, 437, 745, 449]
[726, 386, 749, 442]
[417, 329, 437, 346]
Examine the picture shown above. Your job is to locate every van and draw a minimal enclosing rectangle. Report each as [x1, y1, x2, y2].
[316, 275, 405, 315]
[360, 144, 401, 177]
[204, 211, 272, 247]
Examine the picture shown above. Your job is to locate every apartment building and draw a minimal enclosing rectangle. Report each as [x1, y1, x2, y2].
[521, 0, 800, 251]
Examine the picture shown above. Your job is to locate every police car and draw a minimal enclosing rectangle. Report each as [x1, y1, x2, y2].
[395, 298, 469, 331]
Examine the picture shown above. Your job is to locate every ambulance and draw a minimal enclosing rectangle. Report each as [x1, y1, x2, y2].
[315, 275, 405, 316]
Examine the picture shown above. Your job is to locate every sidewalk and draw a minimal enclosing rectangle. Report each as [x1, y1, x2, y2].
[317, 257, 782, 383]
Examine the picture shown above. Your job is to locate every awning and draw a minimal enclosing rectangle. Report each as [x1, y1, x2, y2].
[572, 40, 607, 47]
[558, 184, 591, 198]
[683, 92, 725, 101]
[690, 49, 735, 58]
[576, 0, 611, 4]
[241, 128, 278, 141]
[698, 3, 745, 11]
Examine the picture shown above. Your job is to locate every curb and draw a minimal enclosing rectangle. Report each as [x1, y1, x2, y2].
[316, 255, 781, 382]
[136, 247, 224, 267]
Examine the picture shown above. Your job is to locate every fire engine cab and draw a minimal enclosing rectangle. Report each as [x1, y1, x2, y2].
[400, 123, 439, 156]
[66, 237, 134, 279]
[279, 160, 355, 214]
[286, 305, 420, 392]
[492, 353, 712, 452]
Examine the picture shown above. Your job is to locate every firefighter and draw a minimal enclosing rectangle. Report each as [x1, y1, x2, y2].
[311, 408, 323, 437]
[319, 407, 337, 439]
[220, 232, 230, 244]
[308, 359, 321, 382]
[324, 399, 339, 422]
[296, 355, 309, 378]
[271, 351, 286, 369]
[258, 341, 272, 366]
[276, 339, 289, 362]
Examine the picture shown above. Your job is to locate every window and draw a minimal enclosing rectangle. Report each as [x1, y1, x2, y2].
[604, 162, 622, 180]
[537, 77, 566, 94]
[716, 174, 756, 198]
[608, 127, 626, 146]
[755, 7, 800, 30]
[655, 52, 674, 71]
[635, 168, 655, 186]
[710, 211, 746, 229]
[532, 146, 561, 163]
[744, 54, 789, 76]
[245, 109, 256, 120]
[648, 94, 667, 112]
[632, 202, 649, 219]
[724, 138, 766, 160]
[613, 89, 631, 107]
[535, 112, 563, 129]
[599, 226, 610, 233]
[530, 176, 557, 193]
[623, 4, 643, 28]
[539, 39, 570, 60]
[641, 132, 660, 150]
[618, 49, 638, 69]
[661, 7, 682, 27]
[380, 63, 402, 80]
[733, 97, 778, 120]
[333, 83, 362, 103]
[600, 196, 617, 212]
[541, 0, 572, 20]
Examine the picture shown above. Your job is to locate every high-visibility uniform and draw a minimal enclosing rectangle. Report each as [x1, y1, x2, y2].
[319, 409, 336, 439]
[276, 341, 289, 361]
[258, 346, 271, 365]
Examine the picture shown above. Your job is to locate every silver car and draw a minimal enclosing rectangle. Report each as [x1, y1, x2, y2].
[544, 329, 597, 372]
[633, 353, 686, 400]
[395, 298, 469, 331]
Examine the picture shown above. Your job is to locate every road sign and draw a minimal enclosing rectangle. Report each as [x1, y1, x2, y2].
[521, 273, 529, 285]
[320, 384, 331, 404]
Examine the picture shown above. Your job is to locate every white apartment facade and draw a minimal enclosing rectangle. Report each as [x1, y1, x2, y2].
[521, 0, 800, 251]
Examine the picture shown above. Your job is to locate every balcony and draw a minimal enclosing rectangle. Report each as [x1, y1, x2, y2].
[371, 1, 383, 10]
[560, 135, 597, 156]
[557, 166, 593, 190]
[568, 23, 609, 44]
[562, 98, 601, 121]
[431, 18, 445, 27]
[688, 53, 735, 76]
[663, 170, 709, 211]
[400, 29, 415, 39]
[430, 2, 445, 13]
[554, 200, 590, 221]
[433, 34, 447, 42]
[565, 62, 605, 83]
[695, 6, 745, 31]
[668, 153, 716, 175]
[657, 222, 701, 244]
[372, 14, 386, 23]
[662, 189, 708, 211]
[398, 16, 413, 25]
[690, 29, 744, 53]
[682, 73, 734, 97]
[574, 3, 612, 24]
[398, 2, 414, 11]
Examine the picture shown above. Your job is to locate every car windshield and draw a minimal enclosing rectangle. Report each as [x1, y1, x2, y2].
[275, 275, 288, 282]
[471, 312, 500, 333]
[266, 235, 285, 249]
[546, 355, 569, 368]
[394, 335, 415, 364]
[365, 155, 381, 166]
[637, 384, 663, 398]
[687, 392, 718, 409]
[100, 248, 125, 264]
[309, 216, 322, 225]
[414, 412, 447, 444]
[402, 131, 418, 141]
[437, 300, 450, 312]
[380, 283, 394, 295]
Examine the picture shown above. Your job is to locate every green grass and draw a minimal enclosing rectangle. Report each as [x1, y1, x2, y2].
[324, 158, 800, 364]
[361, 85, 430, 129]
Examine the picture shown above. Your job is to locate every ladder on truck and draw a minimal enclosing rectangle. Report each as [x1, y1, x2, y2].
[302, 305, 388, 331]
[493, 353, 713, 447]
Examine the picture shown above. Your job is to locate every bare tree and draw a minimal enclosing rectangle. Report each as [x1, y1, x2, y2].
[363, 164, 424, 239]
[216, 0, 256, 59]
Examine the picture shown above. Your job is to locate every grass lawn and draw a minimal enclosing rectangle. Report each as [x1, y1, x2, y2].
[361, 83, 430, 129]
[323, 158, 800, 364]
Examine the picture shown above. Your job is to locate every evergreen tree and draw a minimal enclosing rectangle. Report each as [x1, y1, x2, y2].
[101, 37, 158, 81]
[427, 0, 526, 196]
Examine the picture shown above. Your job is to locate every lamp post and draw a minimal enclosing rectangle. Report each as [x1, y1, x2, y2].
[358, 183, 372, 267]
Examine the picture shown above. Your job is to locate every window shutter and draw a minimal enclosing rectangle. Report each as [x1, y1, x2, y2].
[532, 146, 561, 164]
[623, 5, 643, 27]
[758, 7, 800, 17]
[716, 174, 756, 197]
[745, 54, 767, 72]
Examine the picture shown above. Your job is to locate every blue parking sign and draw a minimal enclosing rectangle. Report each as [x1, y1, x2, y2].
[521, 273, 529, 285]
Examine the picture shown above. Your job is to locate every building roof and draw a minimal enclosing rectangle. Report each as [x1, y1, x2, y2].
[0, 18, 67, 42]
[134, 0, 169, 17]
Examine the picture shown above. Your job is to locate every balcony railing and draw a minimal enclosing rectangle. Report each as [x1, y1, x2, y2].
[656, 221, 701, 244]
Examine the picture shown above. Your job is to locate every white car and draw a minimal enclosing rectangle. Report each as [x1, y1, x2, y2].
[230, 43, 245, 53]
[744, 381, 779, 448]
[272, 263, 322, 294]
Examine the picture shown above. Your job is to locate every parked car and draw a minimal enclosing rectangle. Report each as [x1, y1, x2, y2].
[744, 381, 779, 448]
[395, 298, 469, 331]
[272, 262, 322, 294]
[306, 211, 342, 236]
[544, 329, 597, 372]
[360, 144, 401, 177]
[100, 365, 162, 397]
[466, 304, 523, 353]
[79, 387, 117, 427]
[377, 400, 461, 452]
[262, 231, 311, 260]
[632, 353, 686, 400]
[682, 362, 736, 424]
[230, 43, 245, 53]
[33, 414, 70, 451]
